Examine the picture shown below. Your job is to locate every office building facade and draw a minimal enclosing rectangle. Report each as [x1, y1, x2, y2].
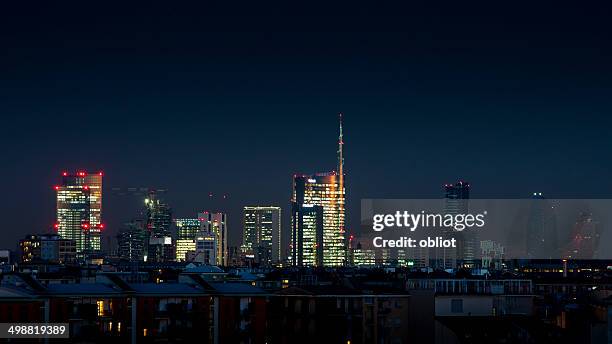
[290, 114, 346, 267]
[174, 218, 201, 262]
[117, 220, 147, 262]
[290, 203, 324, 266]
[20, 233, 76, 263]
[436, 181, 474, 269]
[242, 206, 282, 266]
[55, 171, 103, 257]
[198, 212, 228, 266]
[291, 173, 345, 266]
[144, 191, 173, 262]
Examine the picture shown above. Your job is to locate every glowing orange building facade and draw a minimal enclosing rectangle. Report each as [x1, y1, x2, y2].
[291, 114, 346, 267]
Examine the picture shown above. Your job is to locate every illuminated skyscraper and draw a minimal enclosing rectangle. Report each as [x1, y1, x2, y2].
[527, 192, 558, 259]
[242, 206, 282, 266]
[144, 191, 173, 262]
[437, 181, 474, 269]
[117, 220, 147, 262]
[55, 171, 103, 257]
[290, 114, 346, 267]
[199, 212, 228, 266]
[175, 218, 201, 240]
[352, 242, 376, 268]
[145, 190, 172, 237]
[174, 218, 200, 262]
[193, 233, 217, 265]
[290, 203, 323, 266]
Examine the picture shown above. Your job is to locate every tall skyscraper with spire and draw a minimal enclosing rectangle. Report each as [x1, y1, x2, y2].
[291, 114, 346, 267]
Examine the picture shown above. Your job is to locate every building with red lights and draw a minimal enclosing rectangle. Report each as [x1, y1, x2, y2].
[199, 212, 228, 266]
[55, 171, 103, 258]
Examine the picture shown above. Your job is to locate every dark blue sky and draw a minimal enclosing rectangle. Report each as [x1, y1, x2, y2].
[2, 3, 612, 249]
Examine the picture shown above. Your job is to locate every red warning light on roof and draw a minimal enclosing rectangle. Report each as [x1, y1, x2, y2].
[83, 186, 89, 190]
[99, 224, 105, 230]
[54, 223, 59, 229]
[54, 186, 60, 190]
[62, 172, 68, 176]
[82, 223, 90, 229]
[98, 171, 103, 176]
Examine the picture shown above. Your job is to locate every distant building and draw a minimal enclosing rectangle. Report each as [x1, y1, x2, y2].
[481, 240, 504, 270]
[55, 171, 103, 257]
[191, 233, 217, 265]
[176, 239, 196, 262]
[291, 173, 345, 267]
[352, 243, 376, 268]
[198, 212, 228, 266]
[174, 218, 201, 262]
[526, 192, 559, 259]
[19, 233, 76, 263]
[145, 191, 173, 262]
[290, 115, 346, 267]
[227, 246, 243, 266]
[175, 218, 201, 240]
[242, 206, 282, 266]
[117, 220, 147, 262]
[404, 245, 429, 268]
[290, 203, 324, 267]
[434, 180, 473, 269]
[0, 250, 9, 265]
[565, 212, 600, 259]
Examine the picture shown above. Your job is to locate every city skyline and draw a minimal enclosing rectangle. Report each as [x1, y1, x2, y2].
[2, 4, 612, 342]
[3, 3, 612, 252]
[3, 111, 609, 254]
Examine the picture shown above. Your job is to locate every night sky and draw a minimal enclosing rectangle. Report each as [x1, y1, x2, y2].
[2, 3, 612, 250]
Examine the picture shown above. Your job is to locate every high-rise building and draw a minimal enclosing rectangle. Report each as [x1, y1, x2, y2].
[191, 233, 217, 265]
[55, 171, 103, 257]
[145, 191, 172, 237]
[352, 242, 376, 268]
[526, 192, 558, 259]
[565, 212, 599, 260]
[290, 203, 324, 266]
[242, 206, 282, 266]
[175, 218, 201, 240]
[116, 220, 147, 262]
[444, 181, 470, 206]
[175, 239, 196, 262]
[436, 181, 474, 269]
[198, 212, 228, 266]
[174, 218, 201, 262]
[20, 233, 76, 263]
[481, 240, 504, 270]
[290, 114, 346, 267]
[227, 246, 243, 267]
[144, 191, 173, 262]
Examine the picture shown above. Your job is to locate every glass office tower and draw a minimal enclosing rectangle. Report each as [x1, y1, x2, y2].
[242, 206, 282, 266]
[290, 114, 346, 267]
[198, 212, 228, 266]
[174, 218, 200, 262]
[55, 171, 103, 257]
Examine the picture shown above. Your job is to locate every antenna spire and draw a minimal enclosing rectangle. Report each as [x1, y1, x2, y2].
[338, 112, 344, 176]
